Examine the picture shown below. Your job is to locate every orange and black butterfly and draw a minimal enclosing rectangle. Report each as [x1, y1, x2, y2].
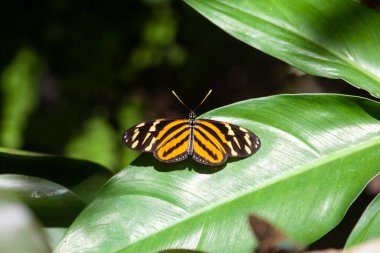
[123, 90, 260, 166]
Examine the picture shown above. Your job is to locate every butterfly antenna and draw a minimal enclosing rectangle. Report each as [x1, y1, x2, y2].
[172, 91, 190, 110]
[194, 89, 212, 111]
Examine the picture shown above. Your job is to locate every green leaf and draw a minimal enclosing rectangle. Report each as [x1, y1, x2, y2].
[55, 95, 380, 253]
[184, 0, 380, 97]
[345, 193, 380, 248]
[0, 195, 50, 253]
[65, 116, 119, 171]
[0, 148, 112, 203]
[0, 48, 41, 148]
[0, 174, 85, 226]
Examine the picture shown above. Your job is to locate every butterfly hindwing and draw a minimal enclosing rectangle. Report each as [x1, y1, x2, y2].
[154, 122, 190, 163]
[192, 123, 227, 165]
[193, 119, 260, 165]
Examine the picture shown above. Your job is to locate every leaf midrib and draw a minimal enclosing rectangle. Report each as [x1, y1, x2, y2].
[115, 134, 380, 252]
[187, 0, 380, 86]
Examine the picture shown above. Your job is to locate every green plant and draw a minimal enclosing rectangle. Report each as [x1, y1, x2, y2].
[1, 1, 380, 252]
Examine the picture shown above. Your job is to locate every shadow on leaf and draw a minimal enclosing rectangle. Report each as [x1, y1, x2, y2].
[131, 153, 228, 174]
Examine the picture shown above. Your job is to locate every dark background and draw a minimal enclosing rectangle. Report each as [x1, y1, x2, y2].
[1, 0, 379, 249]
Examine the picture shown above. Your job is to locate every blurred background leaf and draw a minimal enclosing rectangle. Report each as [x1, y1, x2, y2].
[65, 116, 118, 170]
[0, 48, 41, 148]
[0, 148, 112, 203]
[0, 194, 50, 253]
[345, 193, 380, 248]
[44, 228, 67, 250]
[0, 174, 85, 226]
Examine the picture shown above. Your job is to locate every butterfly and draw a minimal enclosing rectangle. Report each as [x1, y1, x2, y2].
[123, 90, 260, 166]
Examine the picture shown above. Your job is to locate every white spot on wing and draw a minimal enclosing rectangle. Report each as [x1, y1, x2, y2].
[244, 134, 252, 146]
[233, 136, 241, 149]
[132, 140, 139, 149]
[239, 127, 248, 133]
[132, 131, 139, 141]
[136, 122, 145, 128]
[142, 132, 151, 144]
[149, 120, 160, 132]
[145, 137, 156, 151]
[227, 141, 237, 156]
[123, 133, 128, 142]
[225, 124, 235, 136]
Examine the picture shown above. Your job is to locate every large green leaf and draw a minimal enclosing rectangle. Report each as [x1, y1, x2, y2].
[345, 193, 380, 248]
[184, 0, 380, 97]
[0, 174, 85, 226]
[55, 95, 380, 253]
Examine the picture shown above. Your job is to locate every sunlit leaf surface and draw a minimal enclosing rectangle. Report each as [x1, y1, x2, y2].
[55, 95, 380, 253]
[345, 193, 380, 248]
[184, 0, 380, 97]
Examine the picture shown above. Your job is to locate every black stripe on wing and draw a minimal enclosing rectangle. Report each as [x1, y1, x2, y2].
[192, 128, 227, 165]
[196, 119, 260, 157]
[154, 126, 190, 163]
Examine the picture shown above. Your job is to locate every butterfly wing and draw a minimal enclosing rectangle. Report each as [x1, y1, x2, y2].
[193, 119, 260, 165]
[123, 118, 260, 165]
[123, 118, 191, 163]
[154, 120, 191, 163]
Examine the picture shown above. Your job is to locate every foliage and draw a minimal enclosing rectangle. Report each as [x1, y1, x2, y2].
[0, 48, 41, 148]
[65, 116, 118, 170]
[185, 0, 380, 97]
[1, 0, 380, 252]
[0, 147, 111, 205]
[0, 174, 85, 226]
[345, 193, 380, 248]
[55, 95, 380, 252]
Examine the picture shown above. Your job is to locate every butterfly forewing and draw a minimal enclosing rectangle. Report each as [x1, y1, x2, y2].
[194, 119, 260, 164]
[123, 119, 182, 151]
[123, 118, 191, 162]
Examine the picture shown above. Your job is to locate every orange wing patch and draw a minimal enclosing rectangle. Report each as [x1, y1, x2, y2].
[196, 120, 228, 144]
[156, 119, 187, 140]
[195, 124, 226, 153]
[192, 127, 226, 165]
[154, 124, 190, 163]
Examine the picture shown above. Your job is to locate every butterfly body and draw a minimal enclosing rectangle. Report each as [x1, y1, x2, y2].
[123, 110, 260, 166]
